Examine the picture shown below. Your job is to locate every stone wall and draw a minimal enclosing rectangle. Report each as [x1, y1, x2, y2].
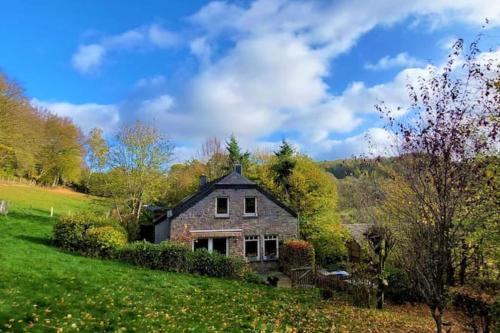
[170, 187, 298, 258]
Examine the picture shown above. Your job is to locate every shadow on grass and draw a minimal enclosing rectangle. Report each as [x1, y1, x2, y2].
[15, 234, 53, 246]
[5, 209, 54, 223]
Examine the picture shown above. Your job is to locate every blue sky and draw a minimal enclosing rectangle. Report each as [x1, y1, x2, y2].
[1, 0, 499, 161]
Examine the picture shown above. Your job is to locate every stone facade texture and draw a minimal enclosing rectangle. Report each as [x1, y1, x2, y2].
[169, 187, 298, 261]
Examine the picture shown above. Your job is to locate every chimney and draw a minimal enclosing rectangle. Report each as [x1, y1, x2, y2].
[234, 164, 242, 175]
[199, 175, 207, 189]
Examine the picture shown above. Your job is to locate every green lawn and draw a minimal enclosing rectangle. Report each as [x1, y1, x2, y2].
[0, 184, 440, 332]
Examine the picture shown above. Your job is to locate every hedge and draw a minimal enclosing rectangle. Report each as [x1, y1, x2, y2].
[54, 214, 262, 282]
[118, 241, 259, 281]
[279, 239, 315, 274]
[118, 241, 191, 272]
[53, 212, 127, 257]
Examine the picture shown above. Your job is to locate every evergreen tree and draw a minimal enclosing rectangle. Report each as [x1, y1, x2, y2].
[225, 134, 250, 171]
[271, 139, 296, 196]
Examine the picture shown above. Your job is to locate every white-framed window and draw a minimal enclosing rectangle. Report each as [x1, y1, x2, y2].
[244, 236, 260, 261]
[244, 197, 257, 216]
[215, 197, 229, 217]
[193, 237, 228, 256]
[263, 235, 278, 260]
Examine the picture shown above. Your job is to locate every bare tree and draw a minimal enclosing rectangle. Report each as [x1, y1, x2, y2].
[199, 136, 228, 180]
[377, 37, 499, 333]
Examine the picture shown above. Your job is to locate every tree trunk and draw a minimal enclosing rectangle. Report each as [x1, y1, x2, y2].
[376, 287, 384, 309]
[446, 256, 455, 286]
[432, 307, 444, 333]
[459, 241, 468, 285]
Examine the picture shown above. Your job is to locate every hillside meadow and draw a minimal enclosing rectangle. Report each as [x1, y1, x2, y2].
[0, 183, 445, 332]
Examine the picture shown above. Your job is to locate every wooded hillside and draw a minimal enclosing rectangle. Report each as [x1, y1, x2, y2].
[0, 73, 84, 186]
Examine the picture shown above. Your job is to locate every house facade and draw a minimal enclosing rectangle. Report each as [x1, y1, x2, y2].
[154, 165, 298, 264]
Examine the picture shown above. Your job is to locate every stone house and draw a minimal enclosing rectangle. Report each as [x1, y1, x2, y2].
[154, 165, 298, 266]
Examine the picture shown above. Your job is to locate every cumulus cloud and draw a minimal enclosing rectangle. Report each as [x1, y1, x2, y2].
[171, 0, 497, 157]
[66, 0, 499, 159]
[71, 24, 178, 73]
[313, 128, 397, 160]
[365, 52, 425, 71]
[31, 98, 120, 134]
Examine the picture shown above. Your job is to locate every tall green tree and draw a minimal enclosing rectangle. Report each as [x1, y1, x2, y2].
[225, 134, 250, 171]
[0, 72, 85, 185]
[271, 139, 296, 197]
[37, 115, 84, 186]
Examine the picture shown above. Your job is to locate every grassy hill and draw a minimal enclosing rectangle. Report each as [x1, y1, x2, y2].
[0, 183, 439, 332]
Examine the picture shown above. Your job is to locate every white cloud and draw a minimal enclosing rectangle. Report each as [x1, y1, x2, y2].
[148, 24, 179, 48]
[31, 98, 120, 134]
[171, 0, 498, 157]
[139, 95, 174, 116]
[72, 24, 178, 73]
[313, 128, 396, 160]
[71, 44, 106, 73]
[365, 52, 424, 71]
[66, 0, 500, 159]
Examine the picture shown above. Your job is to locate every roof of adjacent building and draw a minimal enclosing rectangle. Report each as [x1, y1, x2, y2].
[343, 223, 371, 243]
[155, 169, 297, 224]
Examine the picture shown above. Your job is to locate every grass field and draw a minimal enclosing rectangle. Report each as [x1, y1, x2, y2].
[0, 183, 442, 332]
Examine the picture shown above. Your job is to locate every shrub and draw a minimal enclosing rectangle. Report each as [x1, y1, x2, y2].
[385, 266, 422, 304]
[118, 241, 191, 272]
[242, 270, 265, 284]
[189, 249, 246, 278]
[86, 226, 127, 258]
[118, 242, 250, 279]
[279, 239, 315, 274]
[53, 212, 127, 257]
[451, 279, 499, 333]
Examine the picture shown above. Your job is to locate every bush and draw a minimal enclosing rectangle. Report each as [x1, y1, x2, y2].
[451, 279, 499, 333]
[118, 243, 252, 280]
[53, 212, 127, 257]
[279, 239, 315, 274]
[385, 266, 421, 304]
[86, 226, 127, 258]
[189, 249, 246, 278]
[118, 241, 191, 272]
[241, 270, 265, 284]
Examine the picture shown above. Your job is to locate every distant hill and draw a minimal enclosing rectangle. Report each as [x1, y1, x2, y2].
[318, 158, 394, 180]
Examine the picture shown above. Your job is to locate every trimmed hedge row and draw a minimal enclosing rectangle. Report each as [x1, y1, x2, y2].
[117, 241, 191, 273]
[118, 241, 259, 280]
[279, 239, 315, 274]
[53, 213, 127, 257]
[53, 214, 263, 282]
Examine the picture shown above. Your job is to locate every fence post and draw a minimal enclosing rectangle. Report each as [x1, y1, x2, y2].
[50, 207, 54, 217]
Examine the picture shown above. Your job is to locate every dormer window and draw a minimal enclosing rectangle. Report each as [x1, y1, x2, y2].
[244, 197, 257, 216]
[215, 197, 229, 217]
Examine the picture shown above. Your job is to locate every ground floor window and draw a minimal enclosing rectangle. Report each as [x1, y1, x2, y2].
[263, 235, 278, 260]
[192, 237, 228, 256]
[244, 236, 259, 261]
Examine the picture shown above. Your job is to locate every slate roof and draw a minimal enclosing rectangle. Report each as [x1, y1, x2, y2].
[343, 223, 371, 243]
[155, 170, 297, 224]
[216, 171, 255, 185]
